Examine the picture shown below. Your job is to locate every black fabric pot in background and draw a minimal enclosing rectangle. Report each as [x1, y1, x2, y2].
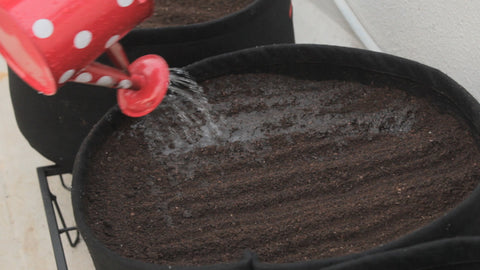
[72, 44, 480, 270]
[9, 0, 294, 171]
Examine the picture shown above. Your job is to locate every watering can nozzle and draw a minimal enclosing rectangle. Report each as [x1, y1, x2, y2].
[77, 43, 170, 117]
[0, 0, 169, 117]
[117, 54, 170, 118]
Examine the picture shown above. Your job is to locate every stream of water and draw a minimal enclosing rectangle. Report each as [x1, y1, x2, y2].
[130, 68, 225, 158]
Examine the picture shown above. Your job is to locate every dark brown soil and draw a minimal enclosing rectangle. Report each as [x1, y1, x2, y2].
[138, 0, 255, 28]
[84, 73, 480, 266]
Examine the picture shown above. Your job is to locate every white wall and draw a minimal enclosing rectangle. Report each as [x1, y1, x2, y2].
[292, 0, 364, 48]
[345, 0, 480, 101]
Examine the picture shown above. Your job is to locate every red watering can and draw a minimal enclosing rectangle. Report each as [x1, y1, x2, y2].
[0, 0, 170, 117]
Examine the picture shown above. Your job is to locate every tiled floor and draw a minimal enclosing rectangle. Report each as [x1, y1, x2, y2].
[0, 1, 363, 269]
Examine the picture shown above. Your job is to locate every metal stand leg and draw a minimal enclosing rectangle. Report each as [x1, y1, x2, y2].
[37, 166, 80, 270]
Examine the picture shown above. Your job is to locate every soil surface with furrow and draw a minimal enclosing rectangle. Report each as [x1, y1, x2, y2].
[137, 0, 255, 28]
[84, 73, 480, 266]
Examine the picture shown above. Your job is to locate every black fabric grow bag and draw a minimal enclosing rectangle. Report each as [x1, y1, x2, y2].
[72, 44, 480, 269]
[318, 237, 480, 270]
[9, 0, 294, 170]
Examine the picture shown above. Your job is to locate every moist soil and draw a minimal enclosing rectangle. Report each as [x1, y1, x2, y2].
[84, 73, 480, 266]
[138, 0, 255, 28]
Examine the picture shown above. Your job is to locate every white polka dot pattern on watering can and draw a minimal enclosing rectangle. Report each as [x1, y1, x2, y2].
[117, 0, 134, 7]
[74, 31, 93, 49]
[75, 72, 93, 83]
[97, 76, 115, 87]
[117, 79, 133, 89]
[32, 19, 54, 39]
[105, 35, 120, 48]
[58, 69, 76, 84]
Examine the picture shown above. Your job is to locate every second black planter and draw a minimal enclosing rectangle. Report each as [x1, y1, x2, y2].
[9, 0, 294, 170]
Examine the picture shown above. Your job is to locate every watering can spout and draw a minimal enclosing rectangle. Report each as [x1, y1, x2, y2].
[0, 0, 170, 117]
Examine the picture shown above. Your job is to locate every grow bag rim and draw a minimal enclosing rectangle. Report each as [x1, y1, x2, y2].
[123, 0, 274, 44]
[73, 44, 480, 269]
[185, 43, 456, 93]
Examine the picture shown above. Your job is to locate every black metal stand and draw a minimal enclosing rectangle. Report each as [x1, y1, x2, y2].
[37, 166, 80, 270]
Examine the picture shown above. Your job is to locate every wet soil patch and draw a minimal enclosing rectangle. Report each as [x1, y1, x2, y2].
[138, 0, 255, 28]
[84, 74, 480, 266]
